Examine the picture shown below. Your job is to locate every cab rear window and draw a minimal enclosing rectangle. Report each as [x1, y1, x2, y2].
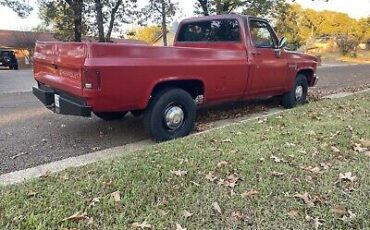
[177, 19, 241, 42]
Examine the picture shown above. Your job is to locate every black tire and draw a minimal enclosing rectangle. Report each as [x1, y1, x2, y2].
[144, 88, 196, 142]
[94, 111, 127, 121]
[281, 74, 308, 109]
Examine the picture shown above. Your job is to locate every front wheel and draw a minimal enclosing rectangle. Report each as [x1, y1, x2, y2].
[281, 74, 308, 109]
[94, 111, 127, 121]
[144, 88, 196, 142]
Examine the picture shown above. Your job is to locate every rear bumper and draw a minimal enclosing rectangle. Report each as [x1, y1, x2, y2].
[33, 86, 91, 117]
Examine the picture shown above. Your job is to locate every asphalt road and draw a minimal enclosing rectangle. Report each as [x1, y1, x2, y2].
[0, 64, 369, 174]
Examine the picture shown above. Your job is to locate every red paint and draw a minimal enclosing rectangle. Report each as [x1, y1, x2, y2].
[33, 15, 317, 113]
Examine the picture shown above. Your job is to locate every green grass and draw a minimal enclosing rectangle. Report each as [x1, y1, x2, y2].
[1, 93, 370, 230]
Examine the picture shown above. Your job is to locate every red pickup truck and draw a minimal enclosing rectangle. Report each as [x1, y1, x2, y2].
[33, 14, 318, 142]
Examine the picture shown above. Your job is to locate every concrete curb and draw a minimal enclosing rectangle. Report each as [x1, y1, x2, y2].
[1, 88, 369, 186]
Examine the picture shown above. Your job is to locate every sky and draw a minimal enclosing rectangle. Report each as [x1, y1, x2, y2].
[0, 0, 369, 31]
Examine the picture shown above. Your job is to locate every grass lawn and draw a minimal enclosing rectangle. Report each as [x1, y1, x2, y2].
[1, 92, 369, 230]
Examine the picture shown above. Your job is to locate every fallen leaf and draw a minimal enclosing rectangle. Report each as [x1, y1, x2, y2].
[88, 197, 100, 207]
[270, 171, 284, 177]
[241, 189, 259, 197]
[219, 174, 239, 189]
[40, 170, 51, 178]
[339, 172, 356, 182]
[110, 191, 121, 202]
[171, 170, 188, 177]
[303, 166, 322, 174]
[212, 202, 222, 214]
[182, 210, 193, 218]
[175, 223, 186, 230]
[312, 217, 324, 229]
[340, 210, 356, 222]
[360, 139, 370, 147]
[131, 221, 152, 229]
[205, 172, 217, 182]
[10, 152, 28, 159]
[221, 138, 233, 144]
[294, 192, 314, 207]
[27, 191, 38, 198]
[270, 155, 282, 163]
[62, 212, 89, 222]
[353, 143, 367, 153]
[288, 208, 298, 219]
[189, 181, 200, 186]
[217, 161, 229, 167]
[331, 146, 340, 153]
[331, 205, 347, 217]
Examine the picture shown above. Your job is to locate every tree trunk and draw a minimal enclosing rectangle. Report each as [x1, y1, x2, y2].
[106, 0, 123, 42]
[94, 0, 105, 42]
[161, 0, 167, 46]
[66, 0, 83, 42]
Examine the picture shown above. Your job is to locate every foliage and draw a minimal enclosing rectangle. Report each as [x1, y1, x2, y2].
[275, 4, 370, 55]
[0, 0, 33, 17]
[194, 0, 287, 18]
[126, 26, 162, 44]
[145, 0, 177, 46]
[38, 0, 85, 41]
[85, 0, 139, 42]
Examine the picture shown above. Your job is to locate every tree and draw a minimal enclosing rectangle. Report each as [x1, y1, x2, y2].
[38, 1, 84, 41]
[88, 0, 139, 42]
[126, 26, 162, 44]
[146, 0, 177, 46]
[194, 0, 287, 18]
[0, 0, 33, 17]
[65, 0, 84, 42]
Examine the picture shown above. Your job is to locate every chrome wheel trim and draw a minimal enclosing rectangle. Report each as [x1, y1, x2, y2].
[295, 85, 304, 101]
[164, 105, 184, 130]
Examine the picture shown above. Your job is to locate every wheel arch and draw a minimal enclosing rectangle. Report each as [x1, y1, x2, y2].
[297, 68, 315, 86]
[140, 78, 206, 109]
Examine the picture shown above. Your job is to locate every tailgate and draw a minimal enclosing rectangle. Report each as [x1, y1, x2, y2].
[33, 42, 87, 97]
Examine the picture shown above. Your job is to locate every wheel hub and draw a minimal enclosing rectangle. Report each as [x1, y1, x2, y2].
[164, 105, 184, 130]
[295, 85, 304, 101]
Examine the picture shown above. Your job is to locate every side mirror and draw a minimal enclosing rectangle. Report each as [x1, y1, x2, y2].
[278, 37, 287, 49]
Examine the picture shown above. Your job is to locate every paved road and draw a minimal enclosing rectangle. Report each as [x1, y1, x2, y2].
[0, 68, 36, 94]
[0, 64, 369, 174]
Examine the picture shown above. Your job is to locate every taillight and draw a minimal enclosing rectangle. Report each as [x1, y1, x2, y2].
[83, 69, 101, 90]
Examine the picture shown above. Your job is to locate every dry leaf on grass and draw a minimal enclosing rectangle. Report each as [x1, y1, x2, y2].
[131, 221, 152, 229]
[340, 210, 356, 222]
[270, 155, 283, 163]
[331, 146, 341, 153]
[339, 172, 356, 182]
[27, 191, 38, 198]
[171, 170, 188, 177]
[205, 172, 217, 182]
[217, 161, 229, 167]
[270, 171, 284, 177]
[221, 138, 233, 144]
[110, 191, 121, 202]
[331, 205, 347, 217]
[353, 143, 368, 153]
[62, 212, 89, 222]
[182, 210, 193, 218]
[175, 223, 186, 230]
[288, 208, 298, 219]
[212, 202, 222, 214]
[219, 174, 239, 189]
[241, 189, 258, 197]
[312, 217, 324, 230]
[294, 192, 314, 207]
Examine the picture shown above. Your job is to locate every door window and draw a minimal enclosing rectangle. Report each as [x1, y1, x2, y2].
[249, 20, 276, 48]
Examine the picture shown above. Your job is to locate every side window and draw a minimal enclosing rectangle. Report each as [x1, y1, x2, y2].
[178, 19, 241, 42]
[249, 20, 276, 48]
